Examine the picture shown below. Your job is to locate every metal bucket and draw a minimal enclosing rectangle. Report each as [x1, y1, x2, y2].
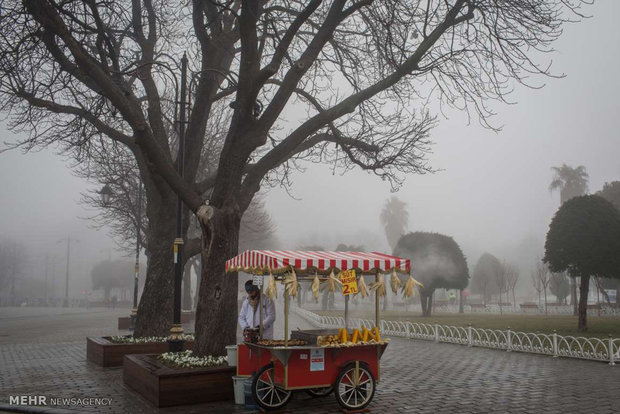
[232, 376, 245, 405]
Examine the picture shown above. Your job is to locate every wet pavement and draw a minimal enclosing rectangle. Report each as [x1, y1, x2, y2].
[1, 306, 619, 413]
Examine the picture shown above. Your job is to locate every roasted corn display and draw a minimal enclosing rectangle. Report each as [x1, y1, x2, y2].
[317, 327, 389, 347]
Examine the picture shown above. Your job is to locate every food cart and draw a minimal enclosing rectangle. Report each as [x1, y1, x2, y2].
[226, 250, 417, 411]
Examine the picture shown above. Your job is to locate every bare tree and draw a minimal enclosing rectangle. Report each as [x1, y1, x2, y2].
[0, 0, 590, 355]
[472, 253, 502, 306]
[505, 262, 520, 311]
[530, 269, 543, 307]
[532, 259, 550, 314]
[495, 261, 507, 315]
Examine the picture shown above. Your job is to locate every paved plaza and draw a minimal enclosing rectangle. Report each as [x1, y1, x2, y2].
[1, 307, 619, 413]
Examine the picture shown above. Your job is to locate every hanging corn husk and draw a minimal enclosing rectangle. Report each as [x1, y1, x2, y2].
[369, 273, 386, 297]
[390, 270, 402, 294]
[328, 270, 341, 292]
[266, 272, 277, 300]
[311, 273, 320, 303]
[284, 268, 299, 297]
[357, 275, 369, 298]
[321, 270, 341, 292]
[401, 274, 424, 298]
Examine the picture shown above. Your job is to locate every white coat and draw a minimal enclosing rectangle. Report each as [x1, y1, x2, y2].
[238, 294, 276, 339]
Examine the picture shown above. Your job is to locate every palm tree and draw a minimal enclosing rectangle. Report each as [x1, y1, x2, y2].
[549, 163, 589, 315]
[549, 164, 589, 204]
[380, 196, 409, 250]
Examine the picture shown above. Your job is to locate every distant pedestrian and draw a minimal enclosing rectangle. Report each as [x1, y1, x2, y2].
[111, 296, 117, 309]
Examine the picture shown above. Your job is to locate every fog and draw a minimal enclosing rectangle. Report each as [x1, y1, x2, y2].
[1, 1, 619, 302]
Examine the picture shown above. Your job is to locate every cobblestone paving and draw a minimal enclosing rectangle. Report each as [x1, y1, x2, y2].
[1, 307, 619, 413]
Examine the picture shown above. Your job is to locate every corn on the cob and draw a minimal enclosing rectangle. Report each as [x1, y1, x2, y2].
[327, 270, 341, 292]
[357, 275, 369, 298]
[266, 272, 277, 300]
[369, 273, 386, 297]
[284, 269, 299, 297]
[361, 327, 370, 342]
[390, 270, 402, 294]
[351, 329, 361, 344]
[401, 274, 424, 298]
[372, 326, 382, 342]
[311, 274, 320, 303]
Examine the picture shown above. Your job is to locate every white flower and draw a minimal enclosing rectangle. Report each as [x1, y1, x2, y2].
[158, 350, 227, 368]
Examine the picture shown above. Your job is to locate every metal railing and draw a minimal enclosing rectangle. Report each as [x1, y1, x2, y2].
[293, 307, 619, 365]
[431, 304, 620, 316]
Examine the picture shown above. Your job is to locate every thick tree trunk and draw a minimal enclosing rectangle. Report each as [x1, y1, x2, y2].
[459, 289, 464, 314]
[543, 288, 548, 315]
[194, 209, 241, 357]
[420, 292, 428, 316]
[578, 274, 590, 331]
[420, 290, 434, 317]
[134, 200, 176, 337]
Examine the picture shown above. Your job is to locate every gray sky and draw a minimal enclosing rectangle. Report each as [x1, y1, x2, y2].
[1, 1, 619, 297]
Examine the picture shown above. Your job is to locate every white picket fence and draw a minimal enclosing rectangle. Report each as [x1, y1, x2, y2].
[435, 304, 620, 317]
[293, 307, 620, 365]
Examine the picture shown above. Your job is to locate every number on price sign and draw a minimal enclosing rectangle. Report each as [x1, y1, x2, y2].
[339, 269, 358, 295]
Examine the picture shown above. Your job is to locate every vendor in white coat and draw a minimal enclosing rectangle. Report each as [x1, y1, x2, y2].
[238, 280, 276, 339]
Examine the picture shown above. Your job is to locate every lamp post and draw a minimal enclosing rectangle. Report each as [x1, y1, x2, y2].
[168, 53, 188, 352]
[109, 56, 188, 350]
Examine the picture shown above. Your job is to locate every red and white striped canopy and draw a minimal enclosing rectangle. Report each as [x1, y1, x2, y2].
[226, 250, 410, 275]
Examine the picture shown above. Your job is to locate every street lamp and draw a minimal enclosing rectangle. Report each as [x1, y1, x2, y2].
[168, 53, 188, 353]
[111, 55, 188, 351]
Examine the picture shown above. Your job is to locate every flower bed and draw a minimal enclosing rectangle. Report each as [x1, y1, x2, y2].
[86, 335, 195, 367]
[109, 334, 195, 344]
[123, 353, 235, 407]
[158, 350, 227, 368]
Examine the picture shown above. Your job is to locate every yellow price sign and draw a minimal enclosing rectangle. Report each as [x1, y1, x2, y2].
[339, 269, 358, 296]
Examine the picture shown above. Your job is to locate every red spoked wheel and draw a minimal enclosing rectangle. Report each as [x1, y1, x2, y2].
[334, 362, 376, 410]
[252, 363, 292, 411]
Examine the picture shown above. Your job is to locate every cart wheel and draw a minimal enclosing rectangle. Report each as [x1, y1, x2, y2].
[252, 363, 292, 411]
[305, 386, 334, 398]
[334, 363, 376, 410]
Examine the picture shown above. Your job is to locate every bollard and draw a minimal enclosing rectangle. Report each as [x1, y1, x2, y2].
[434, 324, 440, 343]
[552, 330, 558, 357]
[467, 324, 472, 347]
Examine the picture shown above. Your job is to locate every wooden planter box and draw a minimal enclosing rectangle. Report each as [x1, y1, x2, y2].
[123, 354, 235, 407]
[87, 336, 194, 367]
